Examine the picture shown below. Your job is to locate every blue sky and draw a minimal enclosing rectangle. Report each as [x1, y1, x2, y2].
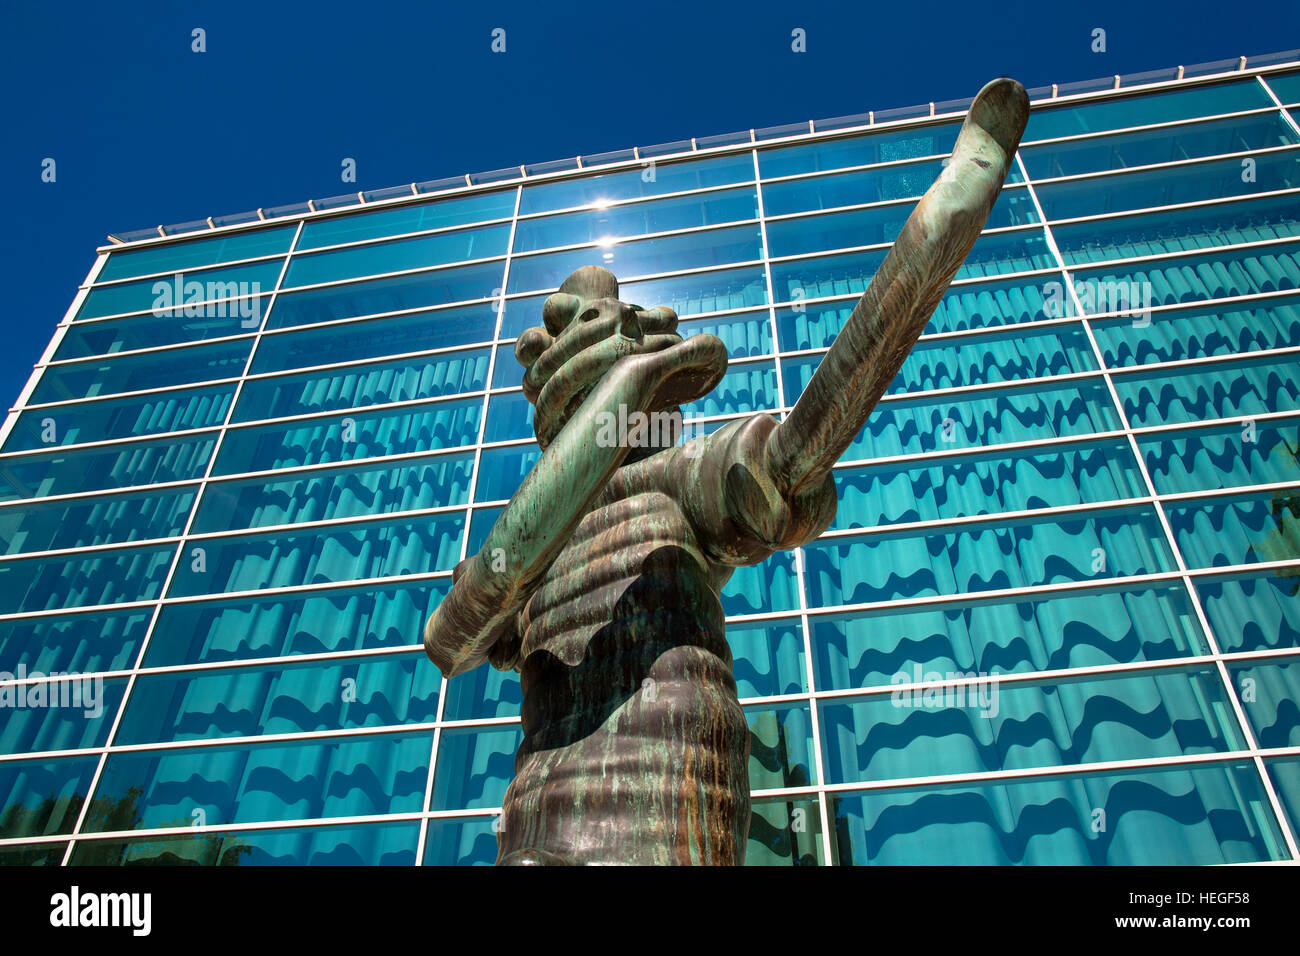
[2, 0, 1297, 407]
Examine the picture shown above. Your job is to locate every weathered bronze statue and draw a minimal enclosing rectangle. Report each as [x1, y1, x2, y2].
[424, 78, 1030, 864]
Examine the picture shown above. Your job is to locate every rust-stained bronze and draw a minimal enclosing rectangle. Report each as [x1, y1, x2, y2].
[423, 78, 1030, 865]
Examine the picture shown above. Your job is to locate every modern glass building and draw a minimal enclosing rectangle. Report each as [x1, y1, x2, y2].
[2, 50, 1300, 867]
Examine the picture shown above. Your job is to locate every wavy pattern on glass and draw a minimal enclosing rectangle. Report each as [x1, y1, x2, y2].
[820, 667, 1240, 788]
[0, 544, 174, 614]
[233, 349, 489, 422]
[0, 486, 195, 555]
[81, 733, 430, 830]
[1196, 569, 1300, 653]
[165, 513, 462, 597]
[115, 654, 440, 744]
[212, 399, 481, 475]
[785, 323, 1095, 401]
[832, 437, 1145, 531]
[804, 506, 1175, 608]
[0, 435, 215, 502]
[1115, 354, 1300, 427]
[192, 454, 473, 534]
[829, 760, 1285, 864]
[3, 386, 233, 452]
[143, 580, 446, 667]
[813, 582, 1207, 690]
[1140, 417, 1300, 495]
[1094, 294, 1300, 367]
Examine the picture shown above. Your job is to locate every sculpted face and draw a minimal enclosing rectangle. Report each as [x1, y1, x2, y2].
[514, 266, 729, 450]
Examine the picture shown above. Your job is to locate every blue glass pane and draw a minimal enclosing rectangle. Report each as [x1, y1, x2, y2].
[1022, 112, 1298, 178]
[465, 505, 503, 557]
[1197, 568, 1300, 653]
[192, 453, 473, 534]
[1055, 193, 1300, 265]
[0, 543, 174, 613]
[729, 618, 806, 699]
[283, 224, 510, 288]
[116, 652, 440, 744]
[423, 816, 498, 865]
[53, 300, 272, 358]
[765, 187, 1037, 258]
[1036, 151, 1300, 220]
[746, 702, 816, 788]
[1266, 70, 1300, 105]
[1023, 79, 1271, 141]
[0, 486, 195, 555]
[759, 122, 961, 178]
[747, 795, 824, 865]
[1230, 659, 1300, 748]
[269, 262, 505, 329]
[99, 225, 295, 283]
[251, 304, 498, 375]
[518, 153, 754, 215]
[513, 187, 758, 252]
[833, 377, 1120, 460]
[1139, 416, 1300, 495]
[678, 310, 772, 358]
[3, 385, 232, 452]
[784, 323, 1095, 401]
[1072, 241, 1300, 313]
[762, 159, 948, 217]
[212, 397, 481, 474]
[1114, 353, 1300, 427]
[143, 580, 447, 667]
[813, 580, 1207, 690]
[776, 274, 1074, 351]
[0, 607, 149, 676]
[820, 666, 1240, 784]
[0, 755, 100, 839]
[804, 505, 1175, 607]
[829, 760, 1286, 864]
[831, 436, 1145, 531]
[78, 261, 283, 320]
[298, 191, 516, 250]
[473, 444, 539, 502]
[1166, 490, 1300, 568]
[770, 229, 1052, 304]
[431, 725, 523, 810]
[33, 339, 251, 404]
[618, 265, 768, 316]
[442, 662, 521, 721]
[682, 360, 777, 418]
[234, 348, 489, 422]
[483, 391, 534, 443]
[1093, 293, 1300, 367]
[0, 678, 126, 755]
[69, 819, 421, 865]
[492, 350, 527, 388]
[508, 226, 763, 294]
[0, 434, 214, 502]
[721, 552, 798, 615]
[166, 512, 463, 597]
[82, 733, 431, 829]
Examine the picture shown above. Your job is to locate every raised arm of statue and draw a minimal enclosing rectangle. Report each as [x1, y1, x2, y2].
[763, 77, 1030, 500]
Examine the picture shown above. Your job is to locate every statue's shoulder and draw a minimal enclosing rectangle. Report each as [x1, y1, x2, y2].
[674, 413, 837, 567]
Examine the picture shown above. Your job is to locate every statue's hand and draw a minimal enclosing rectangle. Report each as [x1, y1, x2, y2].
[527, 301, 727, 448]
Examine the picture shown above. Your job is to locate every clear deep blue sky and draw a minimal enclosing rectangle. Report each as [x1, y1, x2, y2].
[2, 0, 1297, 408]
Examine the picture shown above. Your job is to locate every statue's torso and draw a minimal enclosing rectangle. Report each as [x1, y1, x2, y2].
[493, 415, 836, 864]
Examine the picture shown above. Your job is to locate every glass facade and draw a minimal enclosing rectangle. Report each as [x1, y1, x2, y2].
[2, 56, 1300, 867]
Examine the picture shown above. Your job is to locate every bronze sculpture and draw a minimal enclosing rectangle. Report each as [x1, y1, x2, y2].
[423, 78, 1030, 864]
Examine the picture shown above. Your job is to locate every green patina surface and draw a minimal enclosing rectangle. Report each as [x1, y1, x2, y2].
[423, 78, 1030, 865]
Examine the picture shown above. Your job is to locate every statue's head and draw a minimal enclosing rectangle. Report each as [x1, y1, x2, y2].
[514, 266, 729, 451]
